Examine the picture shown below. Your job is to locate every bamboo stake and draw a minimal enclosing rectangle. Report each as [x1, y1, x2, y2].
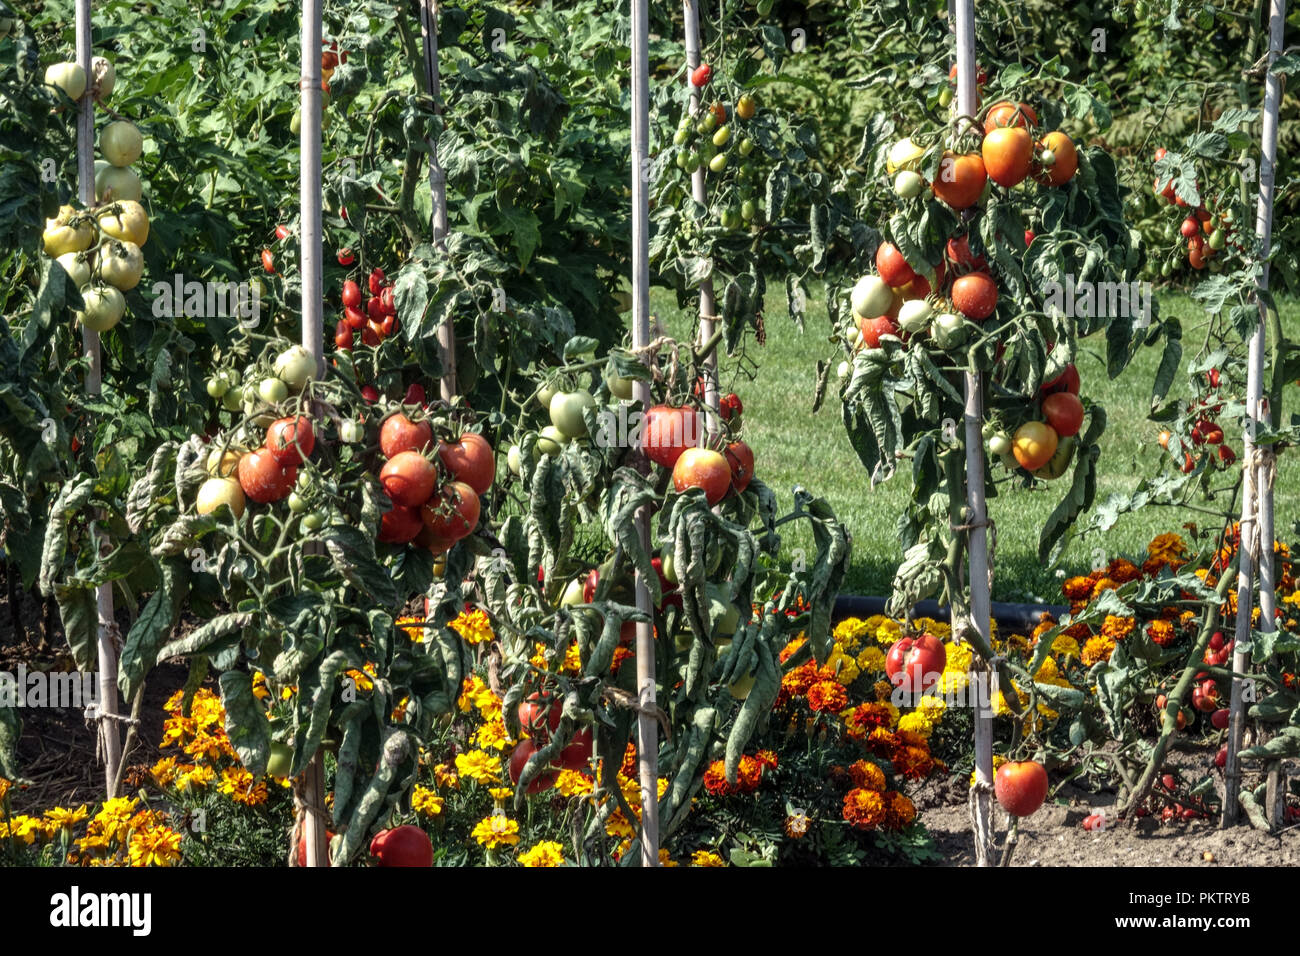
[299, 0, 329, 868]
[682, 0, 719, 439]
[631, 0, 659, 867]
[950, 0, 994, 868]
[418, 0, 455, 401]
[1225, 0, 1286, 827]
[75, 0, 123, 800]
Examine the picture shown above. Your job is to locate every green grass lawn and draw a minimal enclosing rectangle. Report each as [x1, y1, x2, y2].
[653, 285, 1300, 603]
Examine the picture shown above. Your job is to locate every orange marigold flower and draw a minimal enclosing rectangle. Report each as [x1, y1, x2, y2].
[872, 680, 893, 702]
[737, 755, 763, 791]
[781, 661, 819, 698]
[778, 635, 807, 663]
[1081, 635, 1116, 666]
[849, 759, 886, 791]
[862, 727, 900, 758]
[806, 680, 848, 713]
[1108, 558, 1143, 583]
[884, 790, 917, 829]
[702, 761, 730, 796]
[892, 745, 936, 780]
[1146, 619, 1176, 647]
[1064, 621, 1092, 642]
[1062, 576, 1094, 600]
[1101, 615, 1136, 640]
[843, 787, 888, 829]
[1091, 576, 1120, 599]
[755, 750, 779, 771]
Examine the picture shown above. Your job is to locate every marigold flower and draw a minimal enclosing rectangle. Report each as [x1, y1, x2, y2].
[1108, 558, 1143, 583]
[433, 762, 460, 789]
[897, 710, 935, 739]
[856, 646, 886, 673]
[555, 770, 594, 797]
[1091, 576, 1120, 599]
[1081, 635, 1117, 666]
[43, 805, 90, 831]
[779, 634, 808, 663]
[884, 790, 916, 828]
[473, 718, 512, 752]
[849, 759, 886, 791]
[1146, 619, 1176, 647]
[449, 608, 494, 645]
[658, 849, 678, 867]
[755, 750, 779, 770]
[519, 840, 565, 867]
[1051, 634, 1081, 659]
[892, 745, 937, 780]
[781, 660, 819, 698]
[691, 849, 727, 867]
[412, 786, 445, 819]
[1062, 575, 1094, 600]
[1101, 615, 1136, 640]
[218, 767, 268, 806]
[397, 614, 428, 643]
[807, 680, 848, 713]
[0, 814, 45, 845]
[610, 645, 634, 675]
[471, 812, 520, 849]
[843, 787, 888, 829]
[455, 750, 503, 785]
[127, 826, 183, 867]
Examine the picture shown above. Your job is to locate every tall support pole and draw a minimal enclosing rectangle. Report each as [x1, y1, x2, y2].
[1224, 0, 1286, 827]
[630, 0, 660, 867]
[951, 0, 993, 867]
[299, 0, 329, 868]
[419, 0, 455, 401]
[76, 0, 122, 800]
[682, 0, 719, 439]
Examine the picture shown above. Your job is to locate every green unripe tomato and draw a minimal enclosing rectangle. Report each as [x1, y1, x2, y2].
[207, 377, 229, 399]
[712, 125, 731, 147]
[222, 386, 244, 411]
[287, 491, 309, 514]
[301, 511, 326, 531]
[708, 153, 728, 173]
[259, 377, 289, 404]
[673, 129, 689, 147]
[738, 137, 754, 157]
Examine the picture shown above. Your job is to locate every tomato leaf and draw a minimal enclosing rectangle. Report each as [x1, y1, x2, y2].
[324, 525, 397, 608]
[219, 669, 270, 775]
[1150, 318, 1182, 408]
[118, 559, 189, 701]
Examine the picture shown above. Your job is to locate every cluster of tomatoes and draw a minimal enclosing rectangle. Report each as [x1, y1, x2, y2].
[42, 56, 150, 337]
[641, 403, 754, 505]
[288, 40, 349, 137]
[1152, 148, 1232, 272]
[984, 363, 1084, 479]
[295, 822, 434, 867]
[671, 63, 765, 229]
[334, 267, 400, 350]
[1157, 368, 1237, 473]
[507, 691, 595, 794]
[374, 410, 492, 554]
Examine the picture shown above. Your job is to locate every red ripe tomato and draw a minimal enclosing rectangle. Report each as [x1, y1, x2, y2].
[380, 413, 433, 457]
[265, 415, 316, 466]
[343, 305, 366, 329]
[618, 620, 639, 646]
[1034, 131, 1078, 187]
[725, 440, 755, 494]
[559, 727, 593, 770]
[1042, 392, 1084, 438]
[261, 248, 275, 273]
[509, 739, 559, 793]
[275, 224, 291, 241]
[982, 126, 1033, 188]
[377, 505, 424, 544]
[361, 323, 382, 347]
[1155, 177, 1177, 202]
[641, 405, 701, 469]
[380, 286, 396, 315]
[334, 323, 354, 350]
[947, 62, 987, 89]
[857, 314, 899, 350]
[1040, 364, 1080, 396]
[993, 760, 1049, 817]
[337, 248, 355, 266]
[875, 241, 917, 287]
[1024, 229, 1036, 246]
[361, 385, 380, 403]
[983, 100, 1038, 133]
[690, 63, 711, 87]
[438, 433, 495, 496]
[898, 272, 933, 301]
[1192, 679, 1219, 713]
[421, 480, 481, 541]
[404, 384, 427, 406]
[517, 692, 562, 740]
[884, 632, 946, 695]
[237, 448, 297, 503]
[1180, 217, 1200, 238]
[368, 267, 386, 295]
[1215, 745, 1227, 769]
[932, 151, 986, 210]
[945, 234, 988, 273]
[582, 567, 600, 603]
[366, 296, 385, 321]
[719, 392, 743, 422]
[672, 448, 731, 504]
[381, 314, 399, 337]
[370, 825, 433, 867]
[322, 50, 338, 70]
[951, 272, 998, 321]
[342, 279, 361, 308]
[380, 452, 438, 507]
[1154, 147, 1167, 161]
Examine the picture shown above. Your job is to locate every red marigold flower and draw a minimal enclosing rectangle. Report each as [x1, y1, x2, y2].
[755, 750, 779, 770]
[892, 745, 937, 780]
[843, 787, 887, 829]
[807, 680, 848, 713]
[738, 755, 763, 792]
[702, 760, 731, 796]
[1146, 619, 1176, 647]
[884, 790, 917, 829]
[862, 727, 899, 758]
[849, 759, 886, 791]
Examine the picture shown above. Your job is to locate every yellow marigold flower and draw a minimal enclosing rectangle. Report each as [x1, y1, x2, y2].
[914, 617, 951, 639]
[554, 769, 594, 797]
[218, 767, 268, 806]
[529, 642, 550, 670]
[1101, 615, 1135, 640]
[944, 642, 973, 673]
[150, 756, 180, 787]
[458, 675, 490, 713]
[473, 718, 512, 752]
[780, 634, 808, 663]
[472, 812, 520, 849]
[856, 646, 886, 673]
[43, 805, 90, 831]
[936, 667, 970, 696]
[834, 617, 870, 648]
[1283, 590, 1300, 607]
[915, 694, 946, 720]
[344, 666, 375, 694]
[827, 649, 861, 686]
[897, 710, 935, 739]
[433, 762, 460, 789]
[252, 671, 271, 700]
[0, 777, 9, 802]
[75, 831, 113, 855]
[449, 608, 494, 646]
[397, 614, 428, 643]
[874, 618, 902, 645]
[691, 849, 727, 867]
[519, 840, 565, 867]
[127, 827, 183, 867]
[455, 750, 502, 785]
[658, 849, 678, 867]
[1, 814, 45, 845]
[1091, 576, 1120, 598]
[1052, 634, 1080, 659]
[604, 810, 636, 838]
[1081, 635, 1117, 666]
[971, 754, 1007, 786]
[560, 642, 582, 674]
[412, 786, 445, 819]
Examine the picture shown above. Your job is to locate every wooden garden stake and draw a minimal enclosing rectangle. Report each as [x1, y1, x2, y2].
[1224, 0, 1286, 828]
[631, 0, 660, 867]
[75, 0, 123, 800]
[950, 0, 995, 867]
[419, 0, 455, 401]
[298, 0, 329, 868]
[682, 0, 720, 438]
